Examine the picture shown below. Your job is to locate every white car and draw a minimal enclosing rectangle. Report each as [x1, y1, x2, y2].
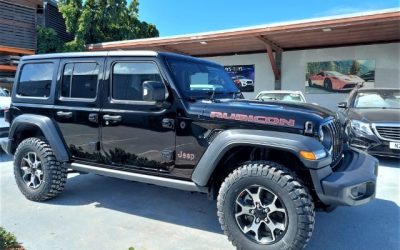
[0, 88, 11, 137]
[255, 90, 307, 103]
[232, 75, 254, 91]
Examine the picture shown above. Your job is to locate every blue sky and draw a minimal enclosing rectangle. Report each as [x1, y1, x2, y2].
[137, 0, 399, 37]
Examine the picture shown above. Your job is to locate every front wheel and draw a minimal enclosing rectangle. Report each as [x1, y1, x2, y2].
[217, 161, 314, 250]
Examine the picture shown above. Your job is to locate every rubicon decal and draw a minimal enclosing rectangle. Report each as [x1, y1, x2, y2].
[210, 111, 295, 127]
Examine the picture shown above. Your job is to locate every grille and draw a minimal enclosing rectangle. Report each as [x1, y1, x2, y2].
[374, 125, 400, 141]
[323, 119, 343, 166]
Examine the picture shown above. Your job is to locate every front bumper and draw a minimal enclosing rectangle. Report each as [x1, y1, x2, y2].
[348, 130, 399, 158]
[310, 148, 378, 207]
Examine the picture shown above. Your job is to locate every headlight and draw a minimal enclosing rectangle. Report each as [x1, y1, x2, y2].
[350, 120, 373, 135]
[318, 125, 333, 151]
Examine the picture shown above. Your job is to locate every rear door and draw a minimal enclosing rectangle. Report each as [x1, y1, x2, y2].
[54, 58, 104, 163]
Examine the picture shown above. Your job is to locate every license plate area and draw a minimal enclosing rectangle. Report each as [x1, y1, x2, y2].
[389, 142, 400, 150]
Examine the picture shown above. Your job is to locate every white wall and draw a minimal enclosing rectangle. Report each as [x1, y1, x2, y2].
[204, 42, 400, 111]
[282, 43, 400, 110]
[204, 53, 275, 99]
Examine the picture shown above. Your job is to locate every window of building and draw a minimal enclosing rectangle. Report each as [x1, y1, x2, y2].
[17, 63, 54, 98]
[61, 62, 99, 99]
[112, 62, 162, 101]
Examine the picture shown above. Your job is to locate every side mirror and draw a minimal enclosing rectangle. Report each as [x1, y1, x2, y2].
[143, 81, 167, 102]
[338, 102, 347, 108]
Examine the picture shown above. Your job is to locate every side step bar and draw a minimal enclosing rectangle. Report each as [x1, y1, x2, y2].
[69, 163, 208, 193]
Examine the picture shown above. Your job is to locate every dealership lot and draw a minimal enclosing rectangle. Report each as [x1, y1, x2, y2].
[1, 155, 399, 250]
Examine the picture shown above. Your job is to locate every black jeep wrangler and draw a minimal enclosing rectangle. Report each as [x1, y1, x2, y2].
[2, 51, 378, 249]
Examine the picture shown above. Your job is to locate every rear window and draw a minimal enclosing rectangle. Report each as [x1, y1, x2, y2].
[61, 62, 99, 100]
[17, 63, 54, 98]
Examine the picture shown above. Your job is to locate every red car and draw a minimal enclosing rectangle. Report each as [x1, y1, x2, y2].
[308, 71, 364, 90]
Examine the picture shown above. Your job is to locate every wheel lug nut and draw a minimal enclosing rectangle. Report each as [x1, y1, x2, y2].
[256, 218, 260, 223]
[250, 210, 255, 214]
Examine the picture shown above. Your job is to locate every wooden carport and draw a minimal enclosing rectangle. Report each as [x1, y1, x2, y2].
[87, 9, 400, 90]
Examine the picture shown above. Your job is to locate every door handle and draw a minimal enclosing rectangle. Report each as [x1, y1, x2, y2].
[88, 113, 98, 123]
[103, 114, 122, 122]
[162, 118, 174, 129]
[56, 111, 73, 118]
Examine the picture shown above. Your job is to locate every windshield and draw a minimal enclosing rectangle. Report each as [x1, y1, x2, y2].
[165, 57, 239, 98]
[0, 89, 8, 97]
[354, 90, 400, 109]
[258, 93, 305, 102]
[326, 71, 343, 77]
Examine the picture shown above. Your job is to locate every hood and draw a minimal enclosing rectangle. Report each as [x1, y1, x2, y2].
[348, 108, 400, 123]
[188, 98, 335, 131]
[0, 97, 11, 109]
[337, 75, 363, 82]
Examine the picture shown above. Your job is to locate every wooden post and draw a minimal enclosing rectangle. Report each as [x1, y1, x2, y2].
[256, 36, 283, 90]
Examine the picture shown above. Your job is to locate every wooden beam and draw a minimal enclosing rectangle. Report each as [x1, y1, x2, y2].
[158, 45, 187, 55]
[256, 36, 282, 52]
[0, 45, 35, 55]
[0, 65, 17, 72]
[265, 44, 281, 82]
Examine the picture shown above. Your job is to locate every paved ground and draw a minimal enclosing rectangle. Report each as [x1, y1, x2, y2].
[1, 154, 399, 250]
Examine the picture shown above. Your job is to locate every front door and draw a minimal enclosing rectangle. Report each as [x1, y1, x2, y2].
[54, 58, 104, 162]
[100, 58, 175, 174]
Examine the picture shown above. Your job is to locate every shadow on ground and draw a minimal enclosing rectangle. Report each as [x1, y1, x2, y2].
[44, 172, 400, 249]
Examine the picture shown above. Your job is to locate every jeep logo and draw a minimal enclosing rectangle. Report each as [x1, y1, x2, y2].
[210, 111, 295, 127]
[177, 151, 195, 161]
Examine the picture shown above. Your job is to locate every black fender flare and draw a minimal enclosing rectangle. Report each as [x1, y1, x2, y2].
[9, 114, 70, 162]
[191, 129, 332, 186]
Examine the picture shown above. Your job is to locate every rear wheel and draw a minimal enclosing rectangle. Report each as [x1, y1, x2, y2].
[14, 137, 67, 201]
[217, 161, 314, 250]
[323, 79, 332, 90]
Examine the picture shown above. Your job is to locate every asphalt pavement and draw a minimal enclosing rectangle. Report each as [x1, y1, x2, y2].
[1, 154, 399, 250]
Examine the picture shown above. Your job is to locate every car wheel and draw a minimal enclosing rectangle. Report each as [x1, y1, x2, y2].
[217, 161, 315, 250]
[308, 79, 313, 87]
[14, 137, 67, 201]
[323, 79, 332, 90]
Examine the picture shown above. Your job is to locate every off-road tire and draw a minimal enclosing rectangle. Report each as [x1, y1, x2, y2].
[14, 137, 67, 201]
[217, 161, 315, 250]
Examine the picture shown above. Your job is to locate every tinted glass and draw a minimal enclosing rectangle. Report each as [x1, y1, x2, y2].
[112, 62, 162, 101]
[166, 57, 239, 98]
[354, 90, 400, 109]
[61, 63, 99, 99]
[17, 63, 54, 97]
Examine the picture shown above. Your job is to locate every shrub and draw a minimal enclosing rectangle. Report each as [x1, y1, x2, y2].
[0, 227, 22, 250]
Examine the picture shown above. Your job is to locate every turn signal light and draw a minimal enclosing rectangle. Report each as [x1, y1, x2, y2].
[299, 150, 317, 160]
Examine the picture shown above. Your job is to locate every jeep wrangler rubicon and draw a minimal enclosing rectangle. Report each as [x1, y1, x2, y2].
[1, 51, 378, 249]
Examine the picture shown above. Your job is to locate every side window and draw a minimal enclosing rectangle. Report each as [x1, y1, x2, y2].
[112, 62, 162, 101]
[61, 62, 99, 99]
[17, 63, 54, 98]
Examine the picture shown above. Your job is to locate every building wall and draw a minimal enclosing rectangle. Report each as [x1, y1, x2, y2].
[0, 0, 37, 50]
[204, 42, 400, 111]
[282, 42, 400, 110]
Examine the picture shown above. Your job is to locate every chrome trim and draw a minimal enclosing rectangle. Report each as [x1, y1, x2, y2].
[69, 163, 207, 193]
[371, 123, 400, 142]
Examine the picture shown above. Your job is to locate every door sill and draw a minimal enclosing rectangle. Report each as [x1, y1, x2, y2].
[68, 162, 207, 193]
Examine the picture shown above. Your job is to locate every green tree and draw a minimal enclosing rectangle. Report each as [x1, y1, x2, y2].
[58, 0, 159, 51]
[58, 0, 82, 35]
[36, 26, 64, 54]
[350, 60, 361, 75]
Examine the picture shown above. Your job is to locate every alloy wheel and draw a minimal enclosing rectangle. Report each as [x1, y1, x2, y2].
[235, 185, 288, 244]
[20, 152, 44, 189]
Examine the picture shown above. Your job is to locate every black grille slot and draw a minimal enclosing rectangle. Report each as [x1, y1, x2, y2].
[323, 119, 343, 166]
[375, 126, 400, 141]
